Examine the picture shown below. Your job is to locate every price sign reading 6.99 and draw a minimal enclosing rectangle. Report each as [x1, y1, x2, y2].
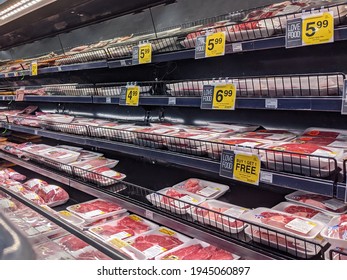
[212, 84, 236, 110]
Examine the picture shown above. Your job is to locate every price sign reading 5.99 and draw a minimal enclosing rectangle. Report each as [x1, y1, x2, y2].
[205, 32, 226, 57]
[126, 86, 140, 106]
[302, 12, 334, 45]
[138, 43, 152, 64]
[212, 84, 236, 110]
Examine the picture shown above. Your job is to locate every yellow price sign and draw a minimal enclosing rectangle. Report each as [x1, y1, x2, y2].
[302, 12, 334, 45]
[205, 32, 226, 57]
[138, 43, 152, 64]
[59, 210, 71, 217]
[109, 238, 128, 249]
[233, 153, 261, 185]
[159, 227, 176, 236]
[126, 86, 140, 106]
[212, 83, 236, 110]
[31, 61, 38, 76]
[129, 214, 142, 222]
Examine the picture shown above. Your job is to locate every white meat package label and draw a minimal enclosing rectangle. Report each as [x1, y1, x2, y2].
[42, 185, 59, 194]
[312, 212, 332, 224]
[109, 231, 132, 240]
[80, 164, 93, 170]
[312, 149, 335, 157]
[23, 192, 40, 200]
[35, 224, 52, 233]
[285, 218, 316, 234]
[237, 141, 260, 148]
[101, 170, 118, 178]
[172, 195, 199, 208]
[323, 198, 347, 211]
[9, 185, 24, 192]
[27, 179, 43, 189]
[142, 244, 167, 259]
[84, 209, 105, 218]
[223, 207, 246, 220]
[197, 186, 220, 197]
[0, 199, 14, 208]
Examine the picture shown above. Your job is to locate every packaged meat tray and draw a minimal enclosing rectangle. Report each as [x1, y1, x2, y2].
[125, 227, 191, 260]
[241, 207, 325, 239]
[78, 150, 104, 160]
[23, 178, 48, 193]
[34, 240, 75, 260]
[55, 234, 90, 253]
[74, 246, 112, 260]
[85, 167, 126, 186]
[36, 185, 69, 207]
[39, 147, 81, 164]
[89, 214, 158, 242]
[320, 215, 347, 252]
[82, 213, 128, 229]
[38, 114, 74, 124]
[207, 137, 272, 160]
[146, 187, 205, 215]
[285, 190, 347, 215]
[234, 131, 296, 141]
[259, 142, 343, 170]
[272, 202, 334, 225]
[57, 145, 84, 151]
[21, 191, 46, 205]
[166, 143, 208, 156]
[244, 225, 324, 259]
[3, 168, 26, 181]
[302, 127, 347, 140]
[172, 178, 229, 199]
[56, 210, 85, 227]
[70, 157, 119, 171]
[191, 200, 248, 233]
[187, 123, 259, 134]
[164, 131, 220, 146]
[156, 239, 240, 260]
[20, 144, 52, 155]
[0, 197, 26, 212]
[292, 136, 347, 149]
[67, 199, 127, 223]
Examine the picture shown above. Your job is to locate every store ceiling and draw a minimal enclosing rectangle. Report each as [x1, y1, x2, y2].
[0, 0, 175, 49]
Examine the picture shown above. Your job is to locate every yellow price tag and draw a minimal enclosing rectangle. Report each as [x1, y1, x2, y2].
[109, 238, 128, 248]
[126, 86, 140, 106]
[59, 210, 72, 217]
[205, 32, 226, 57]
[31, 61, 38, 76]
[212, 83, 236, 110]
[129, 214, 142, 222]
[233, 153, 261, 185]
[138, 43, 152, 64]
[302, 12, 334, 45]
[159, 227, 176, 236]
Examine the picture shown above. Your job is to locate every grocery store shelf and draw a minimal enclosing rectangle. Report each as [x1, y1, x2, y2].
[0, 186, 128, 260]
[23, 96, 93, 103]
[2, 26, 347, 80]
[0, 151, 275, 260]
[1, 122, 342, 200]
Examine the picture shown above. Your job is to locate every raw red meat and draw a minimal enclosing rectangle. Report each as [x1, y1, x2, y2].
[24, 178, 48, 192]
[93, 224, 135, 239]
[76, 250, 112, 260]
[303, 130, 340, 138]
[162, 244, 202, 260]
[132, 234, 183, 252]
[58, 234, 89, 252]
[179, 179, 204, 193]
[292, 137, 340, 146]
[4, 168, 26, 181]
[37, 185, 69, 205]
[22, 191, 46, 205]
[184, 247, 211, 260]
[73, 200, 123, 214]
[85, 166, 125, 186]
[292, 193, 347, 213]
[269, 143, 333, 155]
[161, 189, 190, 209]
[284, 205, 319, 218]
[206, 245, 235, 260]
[118, 216, 150, 234]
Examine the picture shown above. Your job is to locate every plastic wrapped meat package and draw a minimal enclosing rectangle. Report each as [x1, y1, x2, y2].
[70, 157, 119, 171]
[19, 144, 52, 157]
[121, 227, 191, 260]
[207, 137, 272, 160]
[185, 123, 259, 134]
[285, 190, 347, 215]
[133, 126, 180, 149]
[55, 234, 89, 253]
[77, 150, 104, 160]
[146, 187, 205, 215]
[38, 148, 81, 164]
[157, 239, 240, 260]
[74, 246, 112, 260]
[37, 114, 74, 124]
[234, 130, 297, 142]
[84, 167, 126, 186]
[272, 202, 335, 224]
[172, 178, 229, 199]
[321, 214, 347, 259]
[0, 196, 26, 213]
[67, 199, 127, 223]
[191, 200, 248, 233]
[259, 142, 343, 177]
[241, 207, 326, 258]
[36, 185, 69, 207]
[2, 168, 26, 181]
[292, 136, 347, 149]
[56, 210, 85, 227]
[34, 240, 75, 260]
[89, 214, 158, 242]
[89, 123, 137, 141]
[302, 127, 347, 140]
[23, 178, 48, 193]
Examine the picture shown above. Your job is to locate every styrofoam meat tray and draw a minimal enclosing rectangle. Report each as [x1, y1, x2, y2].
[172, 178, 229, 199]
[146, 187, 205, 215]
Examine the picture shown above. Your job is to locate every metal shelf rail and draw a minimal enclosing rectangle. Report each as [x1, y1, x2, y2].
[1, 119, 345, 201]
[0, 149, 329, 259]
[329, 249, 347, 260]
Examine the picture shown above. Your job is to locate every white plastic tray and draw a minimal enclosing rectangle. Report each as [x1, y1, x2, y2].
[70, 157, 119, 171]
[56, 210, 85, 227]
[155, 238, 240, 260]
[146, 187, 205, 215]
[125, 227, 191, 260]
[57, 145, 83, 151]
[89, 213, 158, 242]
[85, 168, 127, 186]
[191, 200, 248, 234]
[272, 202, 334, 225]
[39, 148, 81, 164]
[172, 178, 229, 199]
[285, 190, 347, 215]
[67, 199, 127, 223]
[240, 207, 325, 239]
[320, 216, 347, 250]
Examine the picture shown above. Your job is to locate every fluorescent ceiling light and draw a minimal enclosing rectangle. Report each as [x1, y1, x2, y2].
[0, 0, 56, 25]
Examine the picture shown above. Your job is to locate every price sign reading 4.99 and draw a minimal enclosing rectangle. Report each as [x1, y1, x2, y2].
[119, 85, 140, 106]
[302, 12, 334, 45]
[212, 83, 236, 110]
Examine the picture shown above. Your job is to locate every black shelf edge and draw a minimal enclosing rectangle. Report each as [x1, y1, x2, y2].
[1, 122, 341, 200]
